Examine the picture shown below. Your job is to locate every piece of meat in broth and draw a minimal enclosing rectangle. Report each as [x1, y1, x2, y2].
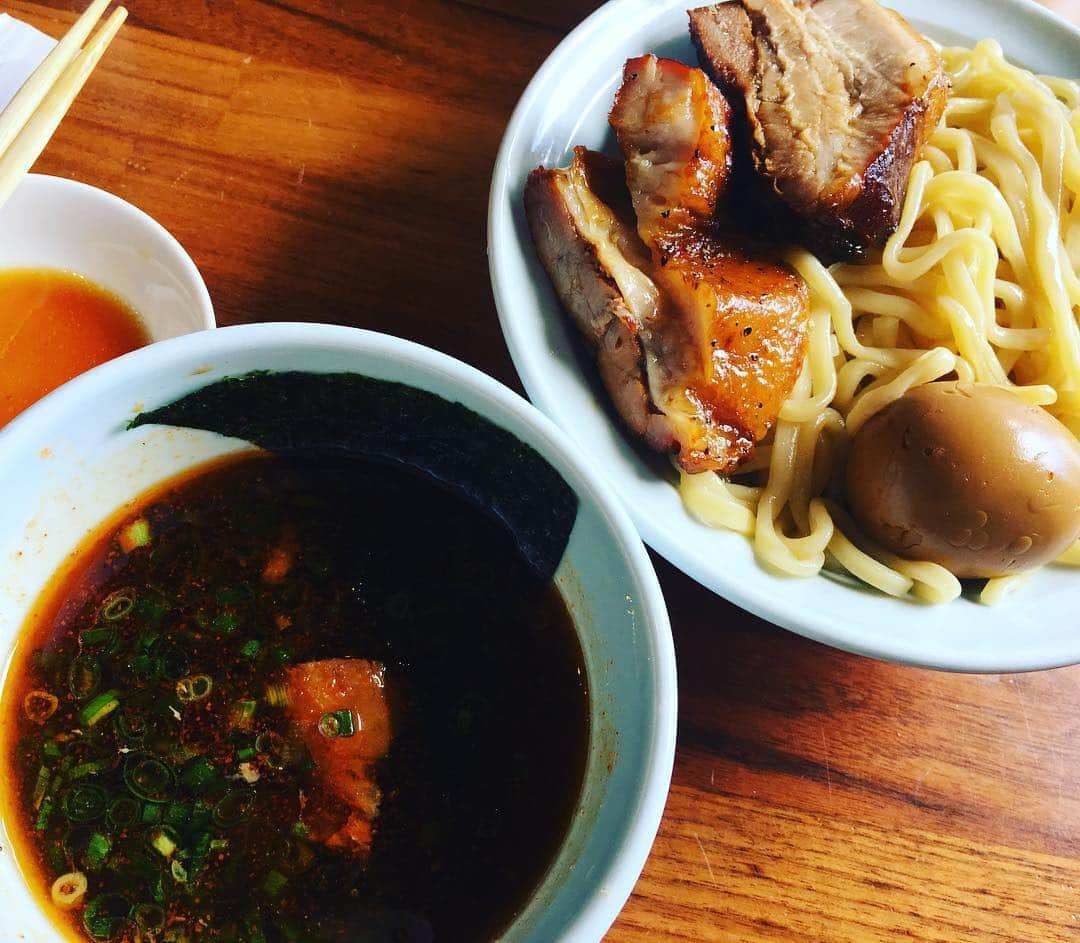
[283, 658, 392, 856]
[689, 0, 949, 260]
[610, 55, 810, 472]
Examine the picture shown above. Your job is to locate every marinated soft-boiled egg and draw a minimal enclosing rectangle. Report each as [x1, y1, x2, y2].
[845, 382, 1080, 578]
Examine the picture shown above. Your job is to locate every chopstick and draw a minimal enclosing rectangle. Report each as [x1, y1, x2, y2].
[0, 1, 127, 210]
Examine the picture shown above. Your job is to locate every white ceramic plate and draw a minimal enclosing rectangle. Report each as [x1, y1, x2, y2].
[488, 0, 1080, 672]
[0, 174, 215, 340]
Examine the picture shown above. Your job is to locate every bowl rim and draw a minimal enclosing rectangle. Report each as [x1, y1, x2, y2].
[11, 172, 216, 334]
[485, 0, 1080, 674]
[0, 321, 677, 942]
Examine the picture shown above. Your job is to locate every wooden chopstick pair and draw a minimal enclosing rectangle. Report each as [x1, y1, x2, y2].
[0, 0, 127, 210]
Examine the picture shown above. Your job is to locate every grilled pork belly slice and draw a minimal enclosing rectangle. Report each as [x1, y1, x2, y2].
[610, 55, 810, 471]
[689, 0, 949, 260]
[524, 147, 680, 456]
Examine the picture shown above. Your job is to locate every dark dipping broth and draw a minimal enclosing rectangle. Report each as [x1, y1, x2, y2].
[1, 453, 589, 943]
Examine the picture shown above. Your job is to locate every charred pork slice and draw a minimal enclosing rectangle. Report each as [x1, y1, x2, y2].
[524, 147, 680, 456]
[610, 55, 810, 473]
[689, 0, 949, 260]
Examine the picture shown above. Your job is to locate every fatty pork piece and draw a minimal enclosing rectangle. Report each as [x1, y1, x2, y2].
[689, 0, 949, 260]
[524, 148, 684, 458]
[609, 54, 810, 471]
[283, 658, 392, 857]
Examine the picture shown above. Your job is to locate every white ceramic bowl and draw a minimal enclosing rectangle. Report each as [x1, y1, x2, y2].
[488, 0, 1080, 672]
[0, 173, 214, 339]
[0, 323, 676, 943]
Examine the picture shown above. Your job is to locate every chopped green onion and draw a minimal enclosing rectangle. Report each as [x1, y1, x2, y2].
[151, 873, 167, 904]
[79, 626, 119, 652]
[212, 791, 254, 829]
[107, 796, 139, 830]
[129, 653, 154, 676]
[181, 756, 219, 794]
[42, 739, 62, 760]
[134, 593, 168, 627]
[254, 730, 291, 769]
[148, 826, 178, 858]
[113, 707, 148, 744]
[78, 690, 121, 728]
[190, 799, 213, 830]
[189, 830, 212, 868]
[23, 689, 59, 724]
[138, 630, 162, 652]
[140, 803, 163, 826]
[263, 684, 289, 708]
[209, 838, 229, 853]
[176, 674, 213, 703]
[133, 903, 166, 933]
[170, 859, 188, 883]
[271, 645, 293, 664]
[70, 758, 115, 780]
[156, 645, 189, 681]
[101, 590, 136, 622]
[240, 639, 261, 659]
[168, 741, 200, 766]
[62, 784, 108, 822]
[237, 746, 256, 762]
[68, 656, 102, 699]
[163, 801, 191, 830]
[212, 611, 239, 636]
[84, 831, 112, 870]
[46, 843, 67, 875]
[229, 699, 258, 730]
[31, 765, 51, 810]
[317, 709, 355, 739]
[119, 518, 152, 552]
[35, 795, 55, 830]
[82, 893, 131, 941]
[289, 820, 309, 839]
[124, 754, 175, 803]
[51, 871, 88, 909]
[261, 869, 288, 897]
[34, 799, 54, 829]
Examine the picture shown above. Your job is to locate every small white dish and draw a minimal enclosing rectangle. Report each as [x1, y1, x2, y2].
[0, 323, 676, 943]
[0, 172, 215, 339]
[488, 0, 1080, 672]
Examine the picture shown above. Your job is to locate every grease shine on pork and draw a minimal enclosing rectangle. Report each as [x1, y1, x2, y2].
[689, 0, 949, 260]
[525, 56, 809, 474]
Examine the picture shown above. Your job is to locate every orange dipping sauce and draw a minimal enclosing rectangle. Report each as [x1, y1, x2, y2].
[0, 268, 149, 426]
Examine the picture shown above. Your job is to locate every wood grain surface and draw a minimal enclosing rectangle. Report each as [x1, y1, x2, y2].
[6, 1, 1080, 940]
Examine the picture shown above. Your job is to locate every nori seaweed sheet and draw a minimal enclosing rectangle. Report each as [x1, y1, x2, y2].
[129, 371, 578, 582]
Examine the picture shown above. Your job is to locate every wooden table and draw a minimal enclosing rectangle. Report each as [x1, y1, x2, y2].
[9, 1, 1080, 940]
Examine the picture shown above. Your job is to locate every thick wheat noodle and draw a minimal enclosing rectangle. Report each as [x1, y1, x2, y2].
[679, 40, 1080, 604]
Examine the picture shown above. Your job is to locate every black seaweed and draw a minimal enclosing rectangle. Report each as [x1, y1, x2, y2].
[130, 371, 578, 582]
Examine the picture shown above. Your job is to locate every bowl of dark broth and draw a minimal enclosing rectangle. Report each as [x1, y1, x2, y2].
[0, 324, 676, 943]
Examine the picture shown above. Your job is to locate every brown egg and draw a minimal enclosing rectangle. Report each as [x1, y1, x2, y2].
[845, 382, 1080, 578]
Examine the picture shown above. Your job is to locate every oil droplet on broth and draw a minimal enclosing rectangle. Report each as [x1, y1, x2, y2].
[0, 268, 150, 426]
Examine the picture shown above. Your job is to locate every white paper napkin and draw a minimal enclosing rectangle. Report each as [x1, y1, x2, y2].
[0, 14, 56, 113]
